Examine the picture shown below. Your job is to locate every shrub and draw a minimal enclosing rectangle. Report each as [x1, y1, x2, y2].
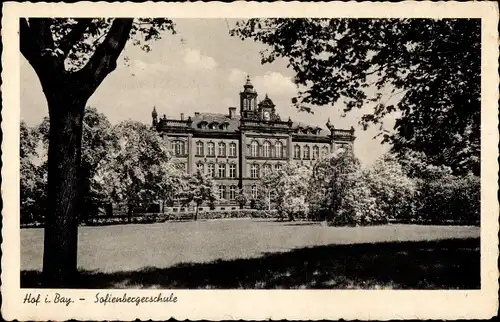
[309, 150, 385, 226]
[327, 171, 386, 226]
[77, 209, 279, 226]
[416, 173, 480, 225]
[364, 154, 418, 222]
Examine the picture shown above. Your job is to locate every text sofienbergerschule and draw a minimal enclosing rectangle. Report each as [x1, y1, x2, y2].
[94, 292, 178, 306]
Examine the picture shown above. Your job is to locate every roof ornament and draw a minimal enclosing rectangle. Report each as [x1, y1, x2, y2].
[152, 106, 158, 118]
[244, 74, 253, 87]
[243, 74, 256, 94]
[326, 117, 332, 129]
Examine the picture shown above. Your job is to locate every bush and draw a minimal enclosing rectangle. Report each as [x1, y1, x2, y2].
[76, 209, 279, 226]
[364, 154, 418, 222]
[327, 172, 386, 226]
[416, 173, 480, 225]
[309, 150, 385, 226]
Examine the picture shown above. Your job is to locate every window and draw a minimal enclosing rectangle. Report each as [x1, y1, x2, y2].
[172, 140, 185, 156]
[229, 185, 236, 200]
[294, 145, 301, 159]
[263, 141, 271, 158]
[207, 142, 215, 156]
[219, 185, 226, 200]
[263, 164, 272, 176]
[218, 163, 226, 178]
[229, 164, 237, 178]
[303, 146, 310, 159]
[250, 164, 259, 178]
[197, 163, 204, 174]
[229, 143, 237, 157]
[208, 163, 215, 177]
[218, 142, 226, 157]
[275, 163, 282, 171]
[250, 141, 259, 157]
[313, 146, 320, 160]
[196, 141, 204, 156]
[275, 141, 283, 158]
[251, 185, 258, 198]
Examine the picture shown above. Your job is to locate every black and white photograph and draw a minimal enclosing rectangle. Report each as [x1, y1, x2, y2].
[2, 1, 498, 320]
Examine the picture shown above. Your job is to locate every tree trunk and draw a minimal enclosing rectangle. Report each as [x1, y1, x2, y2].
[42, 94, 85, 288]
[194, 204, 199, 221]
[127, 205, 133, 224]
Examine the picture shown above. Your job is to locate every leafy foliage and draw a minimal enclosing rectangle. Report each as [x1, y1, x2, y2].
[177, 170, 218, 219]
[37, 107, 120, 220]
[261, 163, 312, 220]
[100, 121, 179, 221]
[363, 154, 417, 221]
[231, 18, 480, 174]
[20, 122, 47, 224]
[45, 18, 176, 71]
[235, 189, 249, 209]
[309, 150, 385, 225]
[409, 164, 480, 225]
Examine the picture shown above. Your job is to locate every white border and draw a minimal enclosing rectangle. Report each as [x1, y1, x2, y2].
[2, 2, 499, 320]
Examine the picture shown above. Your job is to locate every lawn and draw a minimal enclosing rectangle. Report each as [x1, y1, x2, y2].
[21, 219, 480, 289]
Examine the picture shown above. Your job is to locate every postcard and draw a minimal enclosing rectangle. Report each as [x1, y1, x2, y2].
[1, 1, 499, 320]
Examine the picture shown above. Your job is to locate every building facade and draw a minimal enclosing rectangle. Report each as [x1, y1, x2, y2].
[151, 76, 355, 208]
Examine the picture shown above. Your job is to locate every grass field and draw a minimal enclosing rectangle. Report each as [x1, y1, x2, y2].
[21, 219, 480, 289]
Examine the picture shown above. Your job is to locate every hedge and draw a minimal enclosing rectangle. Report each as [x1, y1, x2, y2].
[73, 209, 278, 227]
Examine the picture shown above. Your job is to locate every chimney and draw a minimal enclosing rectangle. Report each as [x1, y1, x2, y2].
[180, 113, 184, 121]
[229, 107, 236, 119]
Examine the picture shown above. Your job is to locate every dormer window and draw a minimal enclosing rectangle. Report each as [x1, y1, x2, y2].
[198, 121, 208, 129]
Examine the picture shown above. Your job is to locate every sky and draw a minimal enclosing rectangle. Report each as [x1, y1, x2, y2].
[21, 19, 394, 166]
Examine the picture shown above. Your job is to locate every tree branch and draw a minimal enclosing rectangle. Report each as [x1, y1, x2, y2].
[20, 18, 65, 91]
[76, 18, 134, 98]
[20, 18, 41, 67]
[29, 18, 55, 51]
[58, 18, 93, 58]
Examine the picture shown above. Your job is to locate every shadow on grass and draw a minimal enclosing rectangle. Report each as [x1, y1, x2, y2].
[21, 238, 479, 289]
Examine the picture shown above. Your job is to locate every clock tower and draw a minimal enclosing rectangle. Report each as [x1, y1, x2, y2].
[259, 93, 276, 121]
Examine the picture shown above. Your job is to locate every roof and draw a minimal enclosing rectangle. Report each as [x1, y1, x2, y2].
[191, 112, 240, 132]
[158, 112, 331, 137]
[292, 121, 329, 136]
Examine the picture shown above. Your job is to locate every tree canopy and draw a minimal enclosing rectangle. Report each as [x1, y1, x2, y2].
[261, 163, 312, 220]
[178, 170, 218, 220]
[101, 120, 179, 221]
[231, 19, 480, 174]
